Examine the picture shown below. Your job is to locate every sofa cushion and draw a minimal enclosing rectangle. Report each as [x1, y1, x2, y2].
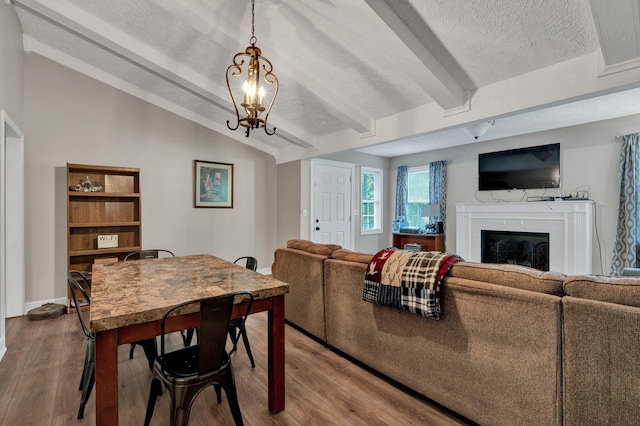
[286, 239, 341, 256]
[563, 275, 640, 308]
[331, 249, 373, 264]
[446, 261, 566, 296]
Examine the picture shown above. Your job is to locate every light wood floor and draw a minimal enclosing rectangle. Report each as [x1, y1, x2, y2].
[0, 311, 474, 425]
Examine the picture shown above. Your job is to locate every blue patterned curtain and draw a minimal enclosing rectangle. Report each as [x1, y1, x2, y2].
[429, 161, 447, 234]
[611, 133, 640, 276]
[395, 166, 408, 219]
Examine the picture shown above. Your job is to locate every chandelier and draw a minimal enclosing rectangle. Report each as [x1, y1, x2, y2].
[226, 0, 278, 137]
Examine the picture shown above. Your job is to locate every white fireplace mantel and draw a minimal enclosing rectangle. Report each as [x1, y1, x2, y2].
[456, 201, 593, 275]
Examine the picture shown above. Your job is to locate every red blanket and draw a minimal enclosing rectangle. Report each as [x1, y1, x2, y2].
[362, 249, 461, 319]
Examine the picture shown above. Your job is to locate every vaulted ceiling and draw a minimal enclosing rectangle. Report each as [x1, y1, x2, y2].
[10, 0, 640, 163]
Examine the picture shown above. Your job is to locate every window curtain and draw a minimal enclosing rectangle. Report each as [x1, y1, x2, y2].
[395, 166, 408, 220]
[429, 160, 447, 233]
[611, 133, 640, 276]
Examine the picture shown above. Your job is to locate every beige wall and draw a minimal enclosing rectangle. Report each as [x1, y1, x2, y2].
[322, 151, 390, 253]
[23, 53, 278, 303]
[389, 117, 634, 275]
[12, 12, 637, 302]
[0, 0, 24, 352]
[276, 160, 301, 248]
[286, 115, 634, 275]
[0, 2, 24, 126]
[277, 153, 390, 255]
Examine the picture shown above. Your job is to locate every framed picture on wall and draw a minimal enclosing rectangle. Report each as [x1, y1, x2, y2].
[194, 160, 234, 208]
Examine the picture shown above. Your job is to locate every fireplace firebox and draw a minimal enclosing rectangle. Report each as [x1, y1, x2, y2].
[481, 230, 549, 271]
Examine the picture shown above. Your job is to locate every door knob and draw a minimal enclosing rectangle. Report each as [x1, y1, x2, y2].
[315, 227, 320, 231]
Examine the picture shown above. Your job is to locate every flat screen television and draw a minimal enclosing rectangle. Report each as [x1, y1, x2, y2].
[478, 143, 560, 191]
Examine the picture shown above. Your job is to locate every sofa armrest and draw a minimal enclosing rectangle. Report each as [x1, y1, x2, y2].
[272, 247, 329, 341]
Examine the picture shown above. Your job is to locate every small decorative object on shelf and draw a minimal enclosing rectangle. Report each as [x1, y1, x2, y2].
[69, 175, 104, 192]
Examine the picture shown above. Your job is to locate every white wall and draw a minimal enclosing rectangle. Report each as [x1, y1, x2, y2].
[389, 116, 639, 275]
[23, 53, 278, 304]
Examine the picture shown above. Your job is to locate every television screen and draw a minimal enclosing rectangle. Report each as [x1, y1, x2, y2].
[478, 143, 560, 191]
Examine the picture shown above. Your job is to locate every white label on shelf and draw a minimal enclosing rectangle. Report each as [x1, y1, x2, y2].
[97, 234, 118, 248]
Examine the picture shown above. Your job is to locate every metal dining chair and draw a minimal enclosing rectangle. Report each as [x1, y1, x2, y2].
[67, 271, 95, 419]
[143, 291, 254, 426]
[229, 256, 258, 368]
[123, 249, 175, 261]
[124, 249, 174, 364]
[233, 256, 257, 271]
[67, 269, 159, 420]
[181, 256, 257, 368]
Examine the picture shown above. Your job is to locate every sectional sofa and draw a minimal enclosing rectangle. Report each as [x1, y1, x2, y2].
[272, 239, 640, 426]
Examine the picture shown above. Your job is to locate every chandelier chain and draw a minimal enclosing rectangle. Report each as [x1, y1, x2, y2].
[250, 0, 256, 45]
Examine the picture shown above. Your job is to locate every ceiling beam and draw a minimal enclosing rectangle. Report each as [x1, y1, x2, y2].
[13, 0, 316, 149]
[332, 0, 468, 111]
[152, 0, 372, 134]
[589, 0, 640, 68]
[14, 0, 231, 109]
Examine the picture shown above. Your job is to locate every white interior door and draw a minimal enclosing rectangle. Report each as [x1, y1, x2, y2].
[311, 159, 353, 249]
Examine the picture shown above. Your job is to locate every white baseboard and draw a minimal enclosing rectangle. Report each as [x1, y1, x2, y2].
[23, 297, 67, 316]
[0, 338, 6, 363]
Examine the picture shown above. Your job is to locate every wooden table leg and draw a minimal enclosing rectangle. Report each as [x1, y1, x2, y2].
[268, 294, 285, 413]
[95, 329, 119, 426]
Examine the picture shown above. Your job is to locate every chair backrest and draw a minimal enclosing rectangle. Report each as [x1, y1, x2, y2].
[234, 256, 257, 271]
[159, 291, 254, 374]
[67, 271, 93, 339]
[124, 249, 175, 261]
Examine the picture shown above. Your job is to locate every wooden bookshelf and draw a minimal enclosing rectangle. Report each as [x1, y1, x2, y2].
[66, 163, 142, 310]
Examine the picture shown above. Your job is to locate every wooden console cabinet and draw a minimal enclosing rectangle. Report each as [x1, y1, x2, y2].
[66, 163, 142, 310]
[392, 233, 445, 252]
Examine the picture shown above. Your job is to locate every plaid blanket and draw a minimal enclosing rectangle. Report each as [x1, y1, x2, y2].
[362, 249, 462, 320]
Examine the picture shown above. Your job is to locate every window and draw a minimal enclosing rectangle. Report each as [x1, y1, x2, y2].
[406, 166, 430, 227]
[361, 167, 383, 234]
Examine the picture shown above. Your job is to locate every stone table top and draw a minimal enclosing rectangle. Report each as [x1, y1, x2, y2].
[90, 254, 289, 333]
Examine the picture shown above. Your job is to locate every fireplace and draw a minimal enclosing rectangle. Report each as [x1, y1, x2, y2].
[481, 230, 549, 271]
[456, 202, 593, 275]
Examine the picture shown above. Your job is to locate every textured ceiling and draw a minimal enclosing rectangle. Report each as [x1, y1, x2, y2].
[404, 0, 598, 86]
[10, 0, 640, 161]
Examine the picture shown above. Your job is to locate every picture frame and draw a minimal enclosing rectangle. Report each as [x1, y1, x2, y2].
[194, 160, 234, 208]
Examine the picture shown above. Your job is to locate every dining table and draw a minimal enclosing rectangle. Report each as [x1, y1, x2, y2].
[90, 254, 289, 426]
